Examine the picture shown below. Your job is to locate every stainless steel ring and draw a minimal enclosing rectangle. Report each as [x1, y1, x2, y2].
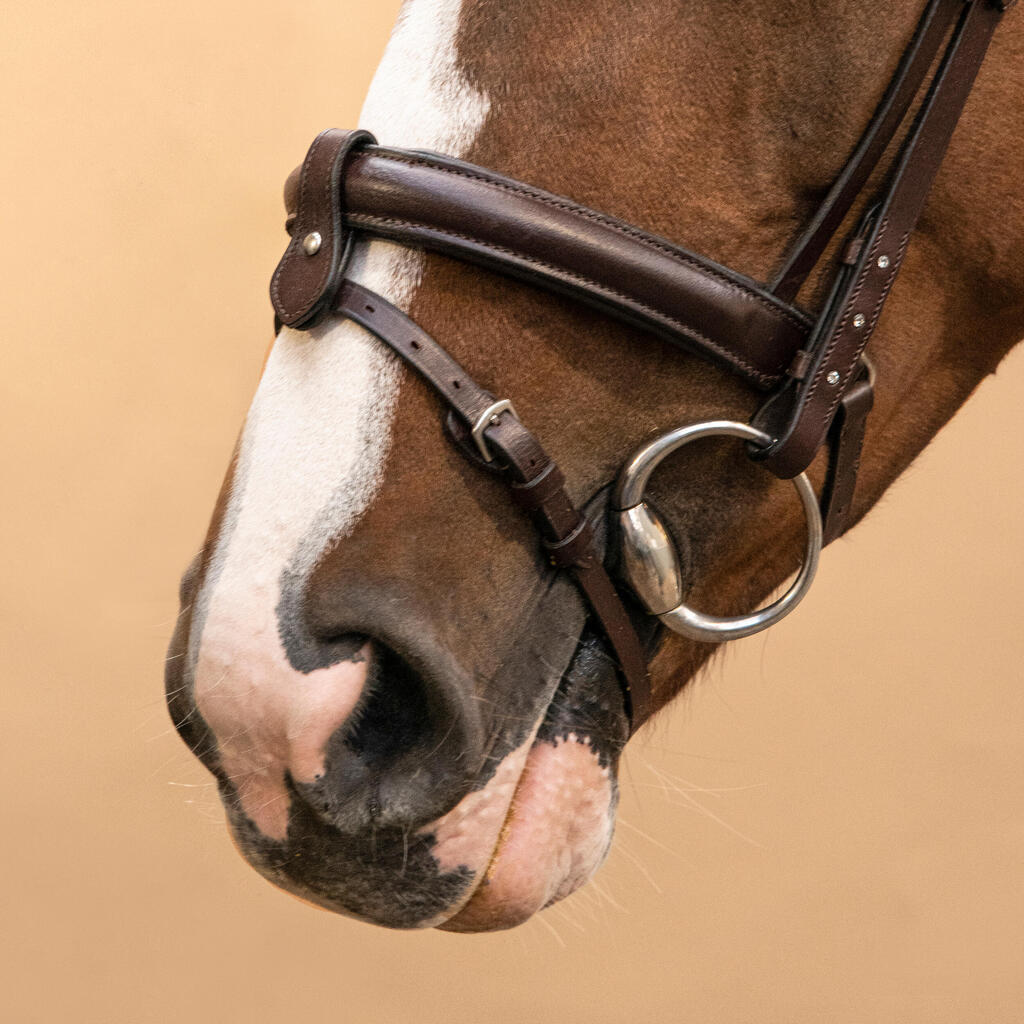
[613, 420, 822, 643]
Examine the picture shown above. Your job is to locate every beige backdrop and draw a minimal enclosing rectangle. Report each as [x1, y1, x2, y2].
[3, 2, 1022, 1022]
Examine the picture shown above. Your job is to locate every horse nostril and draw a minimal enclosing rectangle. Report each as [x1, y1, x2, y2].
[345, 645, 433, 770]
[303, 641, 480, 834]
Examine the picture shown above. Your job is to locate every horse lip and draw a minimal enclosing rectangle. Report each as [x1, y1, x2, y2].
[318, 568, 594, 922]
[437, 622, 628, 932]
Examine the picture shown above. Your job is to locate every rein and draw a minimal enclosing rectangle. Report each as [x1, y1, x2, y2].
[269, 0, 1014, 734]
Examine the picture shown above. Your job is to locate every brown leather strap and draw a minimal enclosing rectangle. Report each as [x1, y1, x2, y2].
[820, 362, 875, 545]
[771, 0, 965, 302]
[755, 0, 1010, 481]
[339, 147, 813, 388]
[334, 280, 653, 732]
[271, 129, 377, 328]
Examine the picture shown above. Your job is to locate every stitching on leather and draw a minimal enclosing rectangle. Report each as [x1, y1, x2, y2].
[351, 213, 780, 386]
[370, 152, 811, 332]
[826, 229, 909, 420]
[810, 222, 907, 438]
[271, 131, 334, 321]
[802, 217, 887, 407]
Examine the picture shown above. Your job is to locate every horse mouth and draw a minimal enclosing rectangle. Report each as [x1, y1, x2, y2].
[171, 515, 634, 931]
[436, 628, 630, 931]
[205, 622, 630, 931]
[438, 732, 620, 931]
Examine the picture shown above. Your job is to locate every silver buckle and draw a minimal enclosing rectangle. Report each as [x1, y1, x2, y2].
[471, 399, 518, 462]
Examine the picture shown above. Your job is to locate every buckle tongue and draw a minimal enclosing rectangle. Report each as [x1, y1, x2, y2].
[471, 400, 519, 462]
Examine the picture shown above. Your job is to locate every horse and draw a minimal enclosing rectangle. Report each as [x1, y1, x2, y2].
[165, 0, 1023, 932]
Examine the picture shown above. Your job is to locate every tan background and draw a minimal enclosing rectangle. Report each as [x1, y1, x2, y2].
[3, 2, 1022, 1021]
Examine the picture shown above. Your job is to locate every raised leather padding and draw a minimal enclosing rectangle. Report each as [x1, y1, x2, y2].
[340, 149, 814, 388]
[273, 149, 818, 387]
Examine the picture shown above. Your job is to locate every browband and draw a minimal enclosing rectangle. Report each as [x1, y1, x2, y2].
[337, 148, 812, 389]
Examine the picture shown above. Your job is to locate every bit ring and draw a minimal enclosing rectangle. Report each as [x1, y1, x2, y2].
[613, 420, 822, 643]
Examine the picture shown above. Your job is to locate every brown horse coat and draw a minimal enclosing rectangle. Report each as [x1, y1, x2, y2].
[167, 0, 1023, 930]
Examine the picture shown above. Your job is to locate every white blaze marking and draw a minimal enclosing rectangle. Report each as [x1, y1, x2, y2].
[189, 0, 490, 839]
[361, 0, 491, 148]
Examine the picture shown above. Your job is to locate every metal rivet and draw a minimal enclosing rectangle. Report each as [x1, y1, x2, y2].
[302, 231, 322, 256]
[852, 313, 867, 328]
[877, 254, 891, 269]
[826, 370, 841, 386]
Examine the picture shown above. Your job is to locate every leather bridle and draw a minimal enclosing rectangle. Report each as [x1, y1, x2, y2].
[269, 0, 1015, 734]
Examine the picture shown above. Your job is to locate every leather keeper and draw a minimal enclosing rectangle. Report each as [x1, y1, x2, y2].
[820, 362, 875, 544]
[543, 517, 596, 569]
[270, 128, 377, 329]
[443, 409, 504, 473]
[510, 462, 566, 513]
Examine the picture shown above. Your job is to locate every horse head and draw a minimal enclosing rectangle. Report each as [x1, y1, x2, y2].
[166, 0, 1023, 931]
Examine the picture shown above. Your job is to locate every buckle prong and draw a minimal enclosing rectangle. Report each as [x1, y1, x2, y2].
[471, 399, 518, 462]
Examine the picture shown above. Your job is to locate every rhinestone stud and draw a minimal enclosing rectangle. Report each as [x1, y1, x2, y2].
[852, 313, 867, 328]
[302, 231, 322, 256]
[826, 370, 841, 386]
[877, 255, 891, 270]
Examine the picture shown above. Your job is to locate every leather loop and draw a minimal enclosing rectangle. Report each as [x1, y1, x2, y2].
[820, 362, 875, 544]
[510, 462, 567, 513]
[543, 517, 595, 568]
[270, 129, 376, 328]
